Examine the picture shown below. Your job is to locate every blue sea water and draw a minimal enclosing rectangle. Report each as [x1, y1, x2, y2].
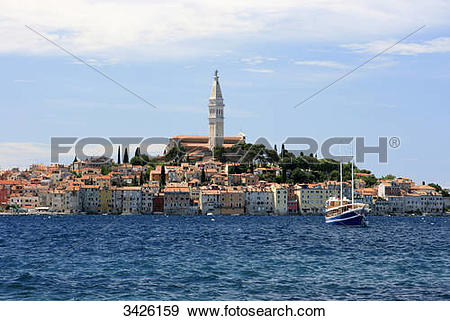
[0, 215, 448, 300]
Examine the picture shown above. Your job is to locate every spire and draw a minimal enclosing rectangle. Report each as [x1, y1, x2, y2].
[210, 70, 223, 100]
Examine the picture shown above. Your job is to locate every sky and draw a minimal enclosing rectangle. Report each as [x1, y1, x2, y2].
[0, 0, 449, 187]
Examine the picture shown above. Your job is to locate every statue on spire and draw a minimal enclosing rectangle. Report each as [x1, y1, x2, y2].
[214, 70, 218, 77]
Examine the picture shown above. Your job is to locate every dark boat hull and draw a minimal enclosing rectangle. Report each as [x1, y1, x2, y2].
[325, 208, 368, 226]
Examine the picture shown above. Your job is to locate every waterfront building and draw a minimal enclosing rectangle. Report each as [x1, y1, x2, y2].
[245, 186, 274, 215]
[295, 184, 333, 214]
[98, 187, 113, 214]
[152, 193, 164, 213]
[64, 186, 82, 213]
[163, 187, 191, 214]
[140, 186, 155, 214]
[9, 193, 39, 209]
[354, 188, 377, 205]
[80, 185, 100, 213]
[444, 197, 450, 211]
[199, 188, 220, 214]
[287, 184, 298, 214]
[49, 190, 65, 213]
[219, 187, 245, 215]
[373, 193, 444, 215]
[0, 187, 8, 208]
[121, 187, 142, 214]
[271, 184, 288, 215]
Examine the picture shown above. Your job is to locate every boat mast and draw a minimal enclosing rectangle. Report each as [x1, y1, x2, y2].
[351, 159, 354, 205]
[339, 161, 343, 207]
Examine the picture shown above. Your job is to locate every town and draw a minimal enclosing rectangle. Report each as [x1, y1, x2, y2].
[0, 156, 448, 216]
[1, 71, 449, 216]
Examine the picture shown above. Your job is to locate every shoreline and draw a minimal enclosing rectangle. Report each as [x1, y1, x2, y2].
[1, 212, 448, 217]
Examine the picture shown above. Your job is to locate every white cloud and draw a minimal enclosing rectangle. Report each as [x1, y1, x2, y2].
[13, 79, 35, 83]
[342, 37, 450, 55]
[241, 56, 277, 65]
[71, 57, 120, 66]
[0, 141, 167, 169]
[1, 0, 449, 60]
[0, 142, 49, 169]
[243, 68, 274, 73]
[294, 60, 348, 69]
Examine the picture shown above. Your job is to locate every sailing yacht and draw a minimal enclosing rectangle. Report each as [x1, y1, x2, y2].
[325, 160, 369, 226]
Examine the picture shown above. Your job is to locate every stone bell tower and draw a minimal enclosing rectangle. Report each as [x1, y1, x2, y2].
[208, 70, 224, 150]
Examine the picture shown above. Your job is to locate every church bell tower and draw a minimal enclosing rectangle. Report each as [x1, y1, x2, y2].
[208, 70, 224, 150]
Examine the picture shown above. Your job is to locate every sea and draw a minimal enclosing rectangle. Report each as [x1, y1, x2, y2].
[0, 215, 448, 300]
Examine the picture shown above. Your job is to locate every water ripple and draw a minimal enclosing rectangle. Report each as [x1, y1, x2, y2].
[0, 215, 448, 300]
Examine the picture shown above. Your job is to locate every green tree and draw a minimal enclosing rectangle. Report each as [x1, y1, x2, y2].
[213, 146, 226, 162]
[130, 156, 145, 166]
[140, 171, 144, 185]
[362, 175, 378, 187]
[428, 183, 450, 197]
[160, 165, 166, 187]
[123, 148, 129, 163]
[281, 165, 287, 183]
[101, 165, 111, 175]
[380, 174, 396, 180]
[117, 146, 121, 164]
[201, 168, 206, 183]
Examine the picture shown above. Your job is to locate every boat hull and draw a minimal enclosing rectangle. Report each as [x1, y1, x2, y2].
[325, 208, 368, 226]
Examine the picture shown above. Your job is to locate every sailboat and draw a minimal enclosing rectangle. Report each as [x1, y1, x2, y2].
[325, 159, 369, 226]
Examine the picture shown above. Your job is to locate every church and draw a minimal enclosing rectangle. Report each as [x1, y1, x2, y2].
[166, 71, 245, 159]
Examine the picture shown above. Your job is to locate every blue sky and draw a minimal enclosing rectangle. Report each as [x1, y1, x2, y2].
[0, 0, 449, 187]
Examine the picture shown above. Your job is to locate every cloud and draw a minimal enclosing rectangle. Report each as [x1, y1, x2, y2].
[294, 60, 348, 69]
[241, 56, 277, 65]
[0, 142, 49, 169]
[243, 68, 274, 73]
[71, 57, 120, 66]
[1, 0, 449, 60]
[13, 79, 35, 83]
[342, 37, 450, 55]
[0, 141, 167, 169]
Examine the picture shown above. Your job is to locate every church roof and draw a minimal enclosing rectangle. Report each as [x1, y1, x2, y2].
[210, 70, 223, 100]
[172, 135, 243, 143]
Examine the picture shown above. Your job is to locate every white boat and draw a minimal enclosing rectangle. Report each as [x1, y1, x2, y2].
[325, 158, 368, 226]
